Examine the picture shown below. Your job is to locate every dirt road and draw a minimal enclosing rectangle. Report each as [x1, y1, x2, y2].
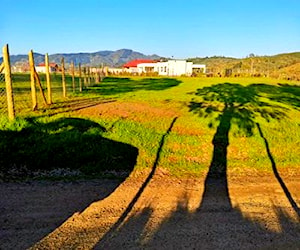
[1, 170, 299, 250]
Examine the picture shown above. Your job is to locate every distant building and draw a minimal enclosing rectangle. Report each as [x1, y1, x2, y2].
[123, 59, 158, 74]
[35, 63, 59, 73]
[123, 59, 206, 76]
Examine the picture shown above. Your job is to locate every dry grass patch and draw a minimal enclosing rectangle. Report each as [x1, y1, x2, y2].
[76, 101, 181, 123]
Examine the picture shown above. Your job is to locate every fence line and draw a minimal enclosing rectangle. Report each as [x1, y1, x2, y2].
[0, 44, 106, 120]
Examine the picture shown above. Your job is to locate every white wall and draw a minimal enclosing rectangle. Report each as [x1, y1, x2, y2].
[186, 62, 193, 75]
[136, 60, 206, 76]
[157, 60, 192, 76]
[137, 63, 158, 74]
[156, 62, 169, 76]
[35, 66, 57, 73]
[168, 60, 186, 76]
[123, 67, 139, 74]
[35, 66, 47, 73]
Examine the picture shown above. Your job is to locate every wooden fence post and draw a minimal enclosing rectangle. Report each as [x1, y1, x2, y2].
[95, 67, 100, 83]
[34, 71, 48, 107]
[61, 57, 66, 98]
[83, 67, 87, 86]
[71, 61, 75, 92]
[87, 66, 91, 85]
[28, 50, 37, 110]
[45, 53, 52, 104]
[78, 63, 82, 92]
[3, 44, 15, 120]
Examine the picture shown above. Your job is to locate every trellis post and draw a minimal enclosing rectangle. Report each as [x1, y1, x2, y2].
[28, 50, 38, 110]
[45, 53, 52, 104]
[3, 44, 15, 119]
[61, 57, 66, 98]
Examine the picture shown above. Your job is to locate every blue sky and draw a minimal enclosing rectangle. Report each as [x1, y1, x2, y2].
[1, 0, 299, 58]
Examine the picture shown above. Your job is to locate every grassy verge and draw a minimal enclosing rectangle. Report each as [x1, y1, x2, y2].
[1, 76, 300, 179]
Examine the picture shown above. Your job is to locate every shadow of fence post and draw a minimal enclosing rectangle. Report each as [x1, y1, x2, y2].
[98, 117, 178, 246]
[256, 122, 300, 218]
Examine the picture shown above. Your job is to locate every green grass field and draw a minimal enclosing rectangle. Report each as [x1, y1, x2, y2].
[1, 76, 300, 179]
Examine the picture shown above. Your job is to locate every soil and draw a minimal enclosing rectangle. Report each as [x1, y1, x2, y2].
[1, 172, 299, 250]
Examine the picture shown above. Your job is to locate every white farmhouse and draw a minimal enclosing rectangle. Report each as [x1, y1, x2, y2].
[132, 59, 206, 76]
[35, 63, 58, 73]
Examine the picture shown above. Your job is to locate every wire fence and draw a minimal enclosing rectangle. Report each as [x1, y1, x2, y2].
[11, 73, 33, 114]
[0, 46, 8, 117]
[0, 71, 7, 117]
[0, 44, 106, 120]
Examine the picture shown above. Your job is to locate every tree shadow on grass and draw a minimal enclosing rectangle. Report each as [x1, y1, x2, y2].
[188, 82, 299, 216]
[0, 117, 138, 249]
[90, 82, 300, 249]
[84, 77, 182, 95]
[251, 83, 300, 108]
[0, 117, 138, 176]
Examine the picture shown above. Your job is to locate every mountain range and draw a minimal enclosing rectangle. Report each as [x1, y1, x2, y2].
[1, 49, 161, 67]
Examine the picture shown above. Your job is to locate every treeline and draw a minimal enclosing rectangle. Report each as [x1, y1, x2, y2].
[189, 52, 300, 80]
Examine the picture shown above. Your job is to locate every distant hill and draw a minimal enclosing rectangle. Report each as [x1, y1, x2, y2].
[0, 49, 161, 67]
[188, 52, 300, 80]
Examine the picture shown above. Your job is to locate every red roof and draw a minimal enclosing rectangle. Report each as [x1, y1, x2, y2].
[38, 63, 58, 67]
[123, 59, 156, 68]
